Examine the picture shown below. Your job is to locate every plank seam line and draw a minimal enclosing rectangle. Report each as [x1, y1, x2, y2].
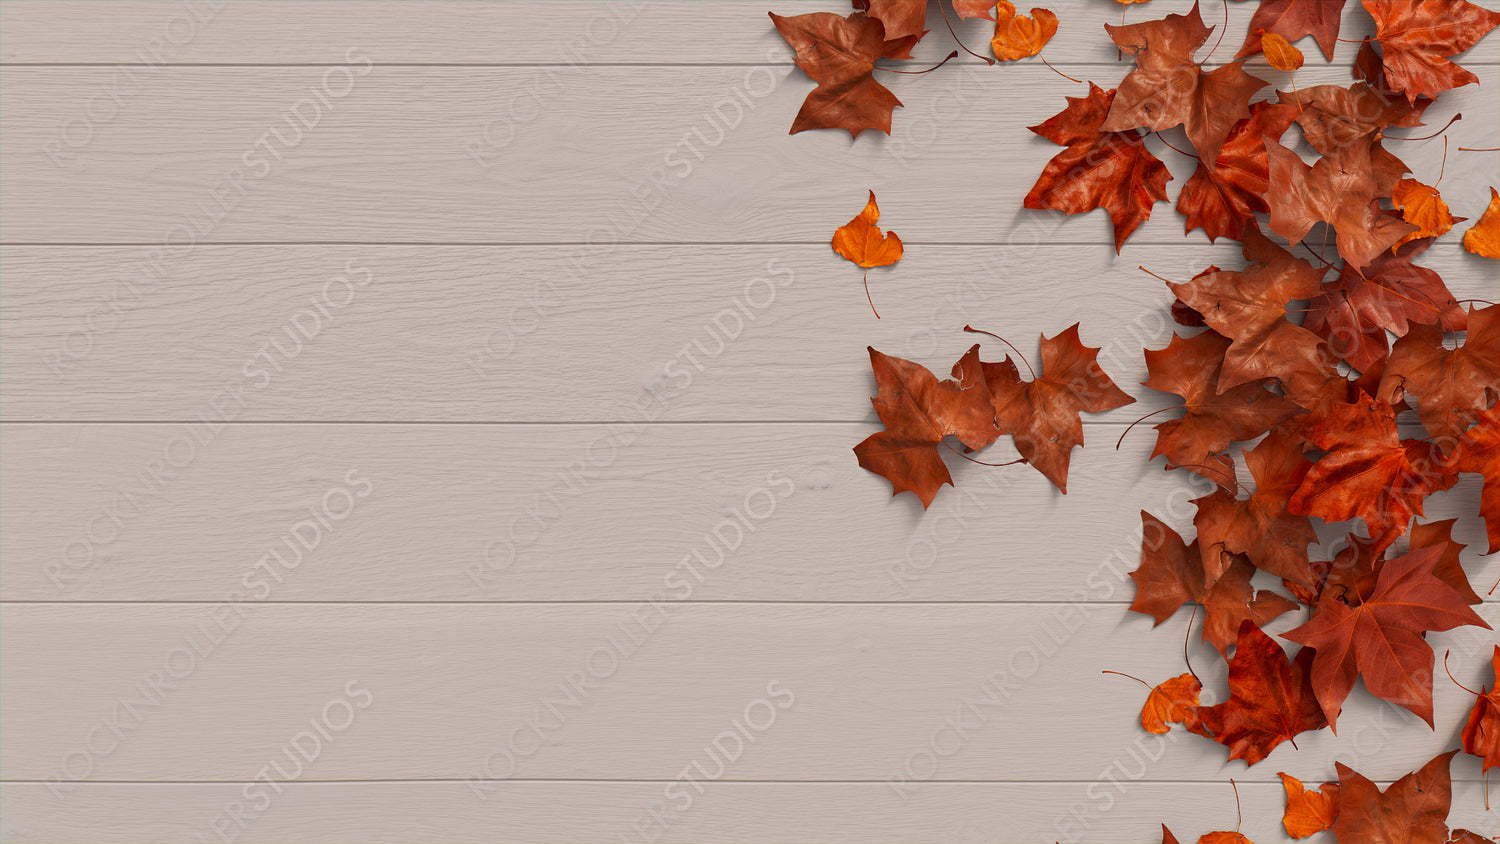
[6, 600, 1495, 606]
[0, 778, 1480, 785]
[7, 61, 1493, 68]
[0, 241, 1480, 248]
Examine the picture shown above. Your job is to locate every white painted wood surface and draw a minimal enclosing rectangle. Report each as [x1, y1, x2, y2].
[1, 1, 1497, 842]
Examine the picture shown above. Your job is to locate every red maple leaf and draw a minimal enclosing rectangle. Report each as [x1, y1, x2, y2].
[770, 11, 921, 137]
[854, 345, 1001, 507]
[1178, 101, 1299, 244]
[1332, 750, 1463, 844]
[1191, 620, 1328, 765]
[1283, 546, 1492, 728]
[1453, 406, 1500, 554]
[1459, 646, 1500, 773]
[1236, 0, 1348, 61]
[1364, 0, 1500, 102]
[1379, 303, 1500, 439]
[1193, 426, 1320, 588]
[1265, 135, 1418, 269]
[1024, 82, 1172, 253]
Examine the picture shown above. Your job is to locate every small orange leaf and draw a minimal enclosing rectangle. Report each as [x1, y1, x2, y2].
[1392, 178, 1461, 249]
[1141, 673, 1203, 734]
[1278, 772, 1340, 838]
[1197, 834, 1253, 844]
[1261, 32, 1304, 71]
[991, 1, 1058, 61]
[1464, 186, 1500, 258]
[832, 190, 904, 269]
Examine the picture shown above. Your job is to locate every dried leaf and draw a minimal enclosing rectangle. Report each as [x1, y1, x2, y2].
[990, 1, 1057, 60]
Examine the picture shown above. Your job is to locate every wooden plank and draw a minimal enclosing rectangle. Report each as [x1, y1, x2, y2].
[2, 0, 1496, 67]
[2, 245, 1494, 423]
[3, 421, 1492, 602]
[1, 780, 1495, 844]
[4, 65, 1493, 244]
[2, 603, 1495, 784]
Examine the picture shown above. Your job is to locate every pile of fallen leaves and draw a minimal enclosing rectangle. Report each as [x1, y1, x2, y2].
[772, 0, 1500, 840]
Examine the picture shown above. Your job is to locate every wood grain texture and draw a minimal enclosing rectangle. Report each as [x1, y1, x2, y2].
[2, 603, 1495, 783]
[2, 422, 1495, 603]
[2, 245, 1495, 423]
[4, 65, 1495, 244]
[1, 0, 1496, 66]
[2, 780, 1496, 844]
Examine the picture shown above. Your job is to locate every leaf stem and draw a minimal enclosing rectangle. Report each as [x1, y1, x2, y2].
[1151, 132, 1200, 161]
[878, 50, 960, 74]
[963, 324, 1036, 378]
[1038, 52, 1082, 83]
[1116, 405, 1188, 450]
[1100, 669, 1153, 688]
[935, 1, 995, 66]
[863, 270, 881, 318]
[1443, 649, 1483, 697]
[1385, 113, 1461, 142]
[941, 440, 1026, 466]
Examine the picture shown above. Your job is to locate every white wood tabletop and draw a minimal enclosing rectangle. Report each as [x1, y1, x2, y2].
[1, 2, 1497, 841]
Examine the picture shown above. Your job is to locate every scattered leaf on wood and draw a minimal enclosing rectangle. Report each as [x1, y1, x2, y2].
[1463, 187, 1500, 258]
[990, 0, 1058, 60]
[1332, 750, 1462, 844]
[1278, 772, 1340, 839]
[1192, 620, 1328, 765]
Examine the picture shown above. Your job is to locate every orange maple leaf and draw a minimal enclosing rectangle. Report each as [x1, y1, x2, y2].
[990, 1, 1058, 61]
[1278, 772, 1340, 838]
[1463, 187, 1500, 258]
[831, 190, 904, 317]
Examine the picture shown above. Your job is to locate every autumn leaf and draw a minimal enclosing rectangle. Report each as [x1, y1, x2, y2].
[1141, 672, 1204, 734]
[1379, 304, 1500, 439]
[1236, 0, 1347, 62]
[1364, 0, 1500, 103]
[1140, 329, 1303, 488]
[970, 323, 1136, 492]
[1023, 82, 1172, 252]
[1193, 426, 1319, 588]
[1459, 646, 1500, 773]
[1167, 225, 1331, 395]
[990, 0, 1057, 61]
[1102, 2, 1268, 167]
[1392, 179, 1463, 249]
[1265, 135, 1418, 269]
[1129, 512, 1299, 655]
[1332, 750, 1461, 844]
[1304, 236, 1468, 374]
[1280, 78, 1430, 156]
[832, 190, 904, 316]
[770, 11, 920, 137]
[1464, 187, 1500, 258]
[1177, 101, 1299, 243]
[1192, 620, 1328, 765]
[854, 345, 1001, 508]
[1278, 772, 1340, 839]
[1284, 546, 1492, 728]
[851, 0, 928, 45]
[1261, 32, 1304, 71]
[1453, 406, 1500, 554]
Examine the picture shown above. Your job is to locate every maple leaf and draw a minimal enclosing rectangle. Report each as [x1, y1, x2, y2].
[1193, 427, 1319, 588]
[1265, 136, 1418, 269]
[1167, 225, 1332, 394]
[1261, 32, 1305, 71]
[1288, 393, 1442, 542]
[832, 190, 904, 316]
[1464, 187, 1500, 259]
[1192, 620, 1328, 765]
[1364, 0, 1500, 103]
[1177, 101, 1299, 243]
[1101, 1, 1268, 167]
[952, 1, 999, 21]
[1278, 772, 1340, 839]
[854, 345, 1001, 508]
[970, 323, 1135, 492]
[1392, 179, 1464, 250]
[1460, 646, 1500, 772]
[1141, 672, 1204, 734]
[1140, 329, 1303, 488]
[1284, 546, 1491, 728]
[1332, 750, 1461, 844]
[851, 0, 927, 45]
[1236, 0, 1347, 61]
[990, 1, 1057, 61]
[1280, 79, 1430, 157]
[1379, 304, 1500, 439]
[1453, 406, 1500, 554]
[1129, 512, 1299, 655]
[1304, 237, 1467, 374]
[770, 11, 920, 137]
[1024, 83, 1172, 253]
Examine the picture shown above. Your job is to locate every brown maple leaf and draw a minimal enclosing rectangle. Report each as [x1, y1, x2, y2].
[1459, 646, 1500, 773]
[1379, 303, 1500, 439]
[1464, 187, 1500, 258]
[1129, 512, 1299, 655]
[1178, 101, 1299, 243]
[1289, 392, 1443, 542]
[1140, 672, 1204, 734]
[969, 323, 1135, 492]
[770, 11, 920, 137]
[1168, 225, 1332, 394]
[1140, 329, 1303, 489]
[1265, 135, 1418, 269]
[1304, 237, 1467, 374]
[1237, 0, 1347, 61]
[1280, 78, 1430, 156]
[1453, 406, 1500, 554]
[1284, 546, 1492, 728]
[1024, 82, 1172, 253]
[1364, 0, 1500, 103]
[854, 345, 1001, 508]
[1101, 2, 1268, 167]
[1191, 620, 1328, 765]
[1193, 426, 1319, 588]
[1332, 750, 1461, 844]
[1278, 772, 1340, 839]
[851, 0, 928, 45]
